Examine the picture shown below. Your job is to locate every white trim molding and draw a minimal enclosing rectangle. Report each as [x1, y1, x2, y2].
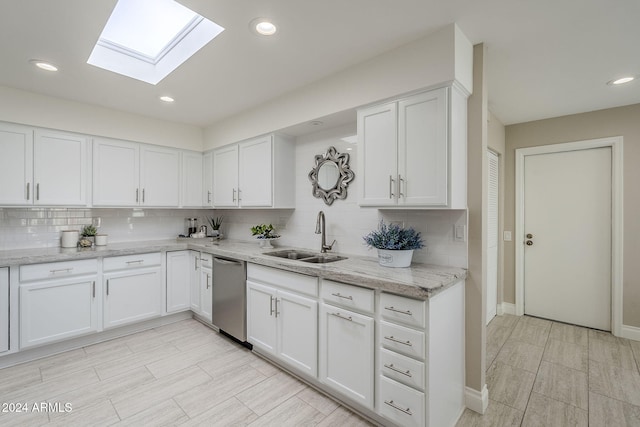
[621, 325, 640, 342]
[500, 302, 516, 315]
[515, 137, 624, 336]
[465, 384, 489, 414]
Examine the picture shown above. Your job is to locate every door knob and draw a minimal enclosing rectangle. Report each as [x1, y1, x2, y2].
[526, 233, 533, 239]
[526, 240, 533, 246]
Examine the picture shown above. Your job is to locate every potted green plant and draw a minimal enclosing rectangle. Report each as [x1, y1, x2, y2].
[363, 220, 424, 267]
[208, 216, 223, 237]
[251, 224, 280, 248]
[81, 224, 97, 245]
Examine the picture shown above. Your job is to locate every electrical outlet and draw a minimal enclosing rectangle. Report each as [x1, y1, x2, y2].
[92, 217, 102, 228]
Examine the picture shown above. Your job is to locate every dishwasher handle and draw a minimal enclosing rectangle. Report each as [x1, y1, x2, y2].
[213, 258, 244, 266]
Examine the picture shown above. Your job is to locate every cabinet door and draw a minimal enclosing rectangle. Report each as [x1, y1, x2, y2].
[239, 136, 272, 207]
[93, 138, 140, 206]
[203, 151, 214, 207]
[140, 145, 180, 207]
[0, 268, 7, 353]
[398, 88, 448, 206]
[166, 251, 191, 313]
[33, 130, 88, 206]
[246, 280, 277, 355]
[200, 267, 213, 323]
[0, 123, 33, 205]
[277, 289, 318, 376]
[181, 151, 203, 207]
[20, 278, 98, 348]
[319, 303, 374, 409]
[190, 252, 201, 313]
[104, 269, 162, 329]
[357, 102, 398, 206]
[212, 145, 238, 207]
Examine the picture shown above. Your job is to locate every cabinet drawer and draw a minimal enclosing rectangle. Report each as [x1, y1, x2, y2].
[378, 376, 425, 427]
[321, 280, 374, 314]
[247, 263, 318, 297]
[20, 259, 98, 282]
[103, 252, 161, 271]
[380, 348, 425, 391]
[380, 293, 426, 328]
[380, 320, 426, 360]
[200, 253, 212, 268]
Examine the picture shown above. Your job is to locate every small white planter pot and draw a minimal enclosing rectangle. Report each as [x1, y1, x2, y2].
[377, 249, 414, 268]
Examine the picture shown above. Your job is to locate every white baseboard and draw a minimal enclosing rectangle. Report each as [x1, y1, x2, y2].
[465, 384, 489, 414]
[620, 324, 640, 342]
[500, 302, 516, 315]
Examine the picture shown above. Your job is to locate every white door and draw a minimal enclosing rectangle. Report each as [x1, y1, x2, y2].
[200, 267, 213, 323]
[212, 145, 239, 207]
[0, 123, 33, 205]
[1, 268, 10, 352]
[104, 269, 162, 329]
[486, 151, 499, 324]
[277, 289, 317, 376]
[166, 251, 191, 313]
[239, 136, 273, 207]
[93, 138, 140, 206]
[190, 251, 201, 313]
[203, 151, 214, 207]
[181, 151, 203, 207]
[246, 281, 277, 354]
[523, 147, 611, 330]
[140, 145, 180, 207]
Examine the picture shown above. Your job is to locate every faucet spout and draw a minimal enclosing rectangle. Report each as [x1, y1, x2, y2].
[315, 211, 335, 253]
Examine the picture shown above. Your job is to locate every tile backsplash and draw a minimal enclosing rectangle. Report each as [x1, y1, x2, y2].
[0, 123, 467, 268]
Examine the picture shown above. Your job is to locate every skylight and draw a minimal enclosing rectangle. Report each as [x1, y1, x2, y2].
[87, 0, 224, 85]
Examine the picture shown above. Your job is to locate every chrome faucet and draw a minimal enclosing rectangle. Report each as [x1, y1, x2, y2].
[315, 211, 336, 253]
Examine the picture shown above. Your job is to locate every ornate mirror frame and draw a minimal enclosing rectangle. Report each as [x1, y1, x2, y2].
[308, 146, 355, 205]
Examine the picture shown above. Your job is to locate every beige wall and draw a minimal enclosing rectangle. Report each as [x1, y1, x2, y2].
[488, 112, 506, 311]
[504, 103, 640, 327]
[0, 86, 203, 151]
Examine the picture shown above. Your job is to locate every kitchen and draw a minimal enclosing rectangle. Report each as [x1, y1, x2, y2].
[1, 1, 640, 426]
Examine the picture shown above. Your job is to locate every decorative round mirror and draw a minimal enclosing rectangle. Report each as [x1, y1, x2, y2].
[308, 146, 355, 205]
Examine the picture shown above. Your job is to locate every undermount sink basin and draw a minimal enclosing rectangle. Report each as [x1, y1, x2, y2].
[264, 250, 347, 264]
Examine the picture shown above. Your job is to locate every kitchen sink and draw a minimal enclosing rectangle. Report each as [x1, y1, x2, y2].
[264, 250, 347, 263]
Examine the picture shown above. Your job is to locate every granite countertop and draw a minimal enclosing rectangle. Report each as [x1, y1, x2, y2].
[0, 239, 467, 299]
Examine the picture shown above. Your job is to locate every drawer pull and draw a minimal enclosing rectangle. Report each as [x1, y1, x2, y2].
[383, 363, 412, 377]
[126, 260, 144, 265]
[384, 335, 413, 346]
[384, 400, 413, 416]
[50, 268, 73, 274]
[270, 296, 275, 316]
[331, 292, 353, 300]
[330, 312, 353, 322]
[384, 306, 413, 316]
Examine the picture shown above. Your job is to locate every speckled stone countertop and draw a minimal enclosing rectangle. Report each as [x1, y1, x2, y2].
[0, 239, 466, 299]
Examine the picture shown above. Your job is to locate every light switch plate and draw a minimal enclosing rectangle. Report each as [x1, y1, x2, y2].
[454, 225, 466, 242]
[503, 231, 512, 241]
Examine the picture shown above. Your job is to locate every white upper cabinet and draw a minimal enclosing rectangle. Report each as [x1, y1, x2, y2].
[93, 138, 140, 206]
[212, 144, 239, 207]
[181, 151, 204, 208]
[212, 134, 294, 209]
[202, 151, 214, 207]
[357, 86, 467, 208]
[0, 123, 33, 205]
[140, 145, 180, 207]
[0, 123, 89, 206]
[93, 139, 181, 207]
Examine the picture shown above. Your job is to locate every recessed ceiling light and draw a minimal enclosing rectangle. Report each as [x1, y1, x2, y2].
[250, 18, 277, 36]
[30, 60, 58, 72]
[160, 96, 174, 103]
[607, 76, 635, 85]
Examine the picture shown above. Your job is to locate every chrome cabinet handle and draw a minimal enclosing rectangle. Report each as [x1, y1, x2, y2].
[331, 292, 353, 300]
[207, 191, 211, 203]
[398, 174, 405, 198]
[237, 188, 242, 201]
[275, 298, 280, 317]
[92, 281, 96, 298]
[270, 296, 275, 316]
[384, 335, 413, 346]
[206, 274, 211, 289]
[330, 312, 353, 322]
[50, 268, 73, 274]
[36, 183, 40, 200]
[232, 189, 236, 203]
[26, 183, 30, 200]
[106, 279, 110, 296]
[194, 256, 198, 270]
[384, 400, 413, 416]
[383, 363, 412, 377]
[126, 260, 144, 265]
[389, 175, 395, 199]
[142, 189, 145, 203]
[384, 306, 413, 316]
[136, 188, 139, 203]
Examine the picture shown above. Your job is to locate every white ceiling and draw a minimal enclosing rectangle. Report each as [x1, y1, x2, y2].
[1, 0, 639, 129]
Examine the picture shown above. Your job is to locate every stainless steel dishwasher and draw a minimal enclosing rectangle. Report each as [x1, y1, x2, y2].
[212, 257, 248, 345]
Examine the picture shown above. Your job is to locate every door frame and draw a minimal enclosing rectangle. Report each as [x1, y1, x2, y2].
[515, 137, 623, 335]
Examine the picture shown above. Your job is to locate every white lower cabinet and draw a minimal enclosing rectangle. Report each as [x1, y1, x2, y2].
[190, 251, 201, 314]
[199, 254, 213, 323]
[166, 251, 191, 313]
[19, 260, 99, 349]
[319, 303, 374, 409]
[246, 265, 318, 377]
[0, 268, 8, 353]
[103, 253, 162, 329]
[379, 376, 426, 427]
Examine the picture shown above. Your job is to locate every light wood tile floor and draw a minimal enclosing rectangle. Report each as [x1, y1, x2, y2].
[457, 315, 640, 427]
[0, 319, 374, 426]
